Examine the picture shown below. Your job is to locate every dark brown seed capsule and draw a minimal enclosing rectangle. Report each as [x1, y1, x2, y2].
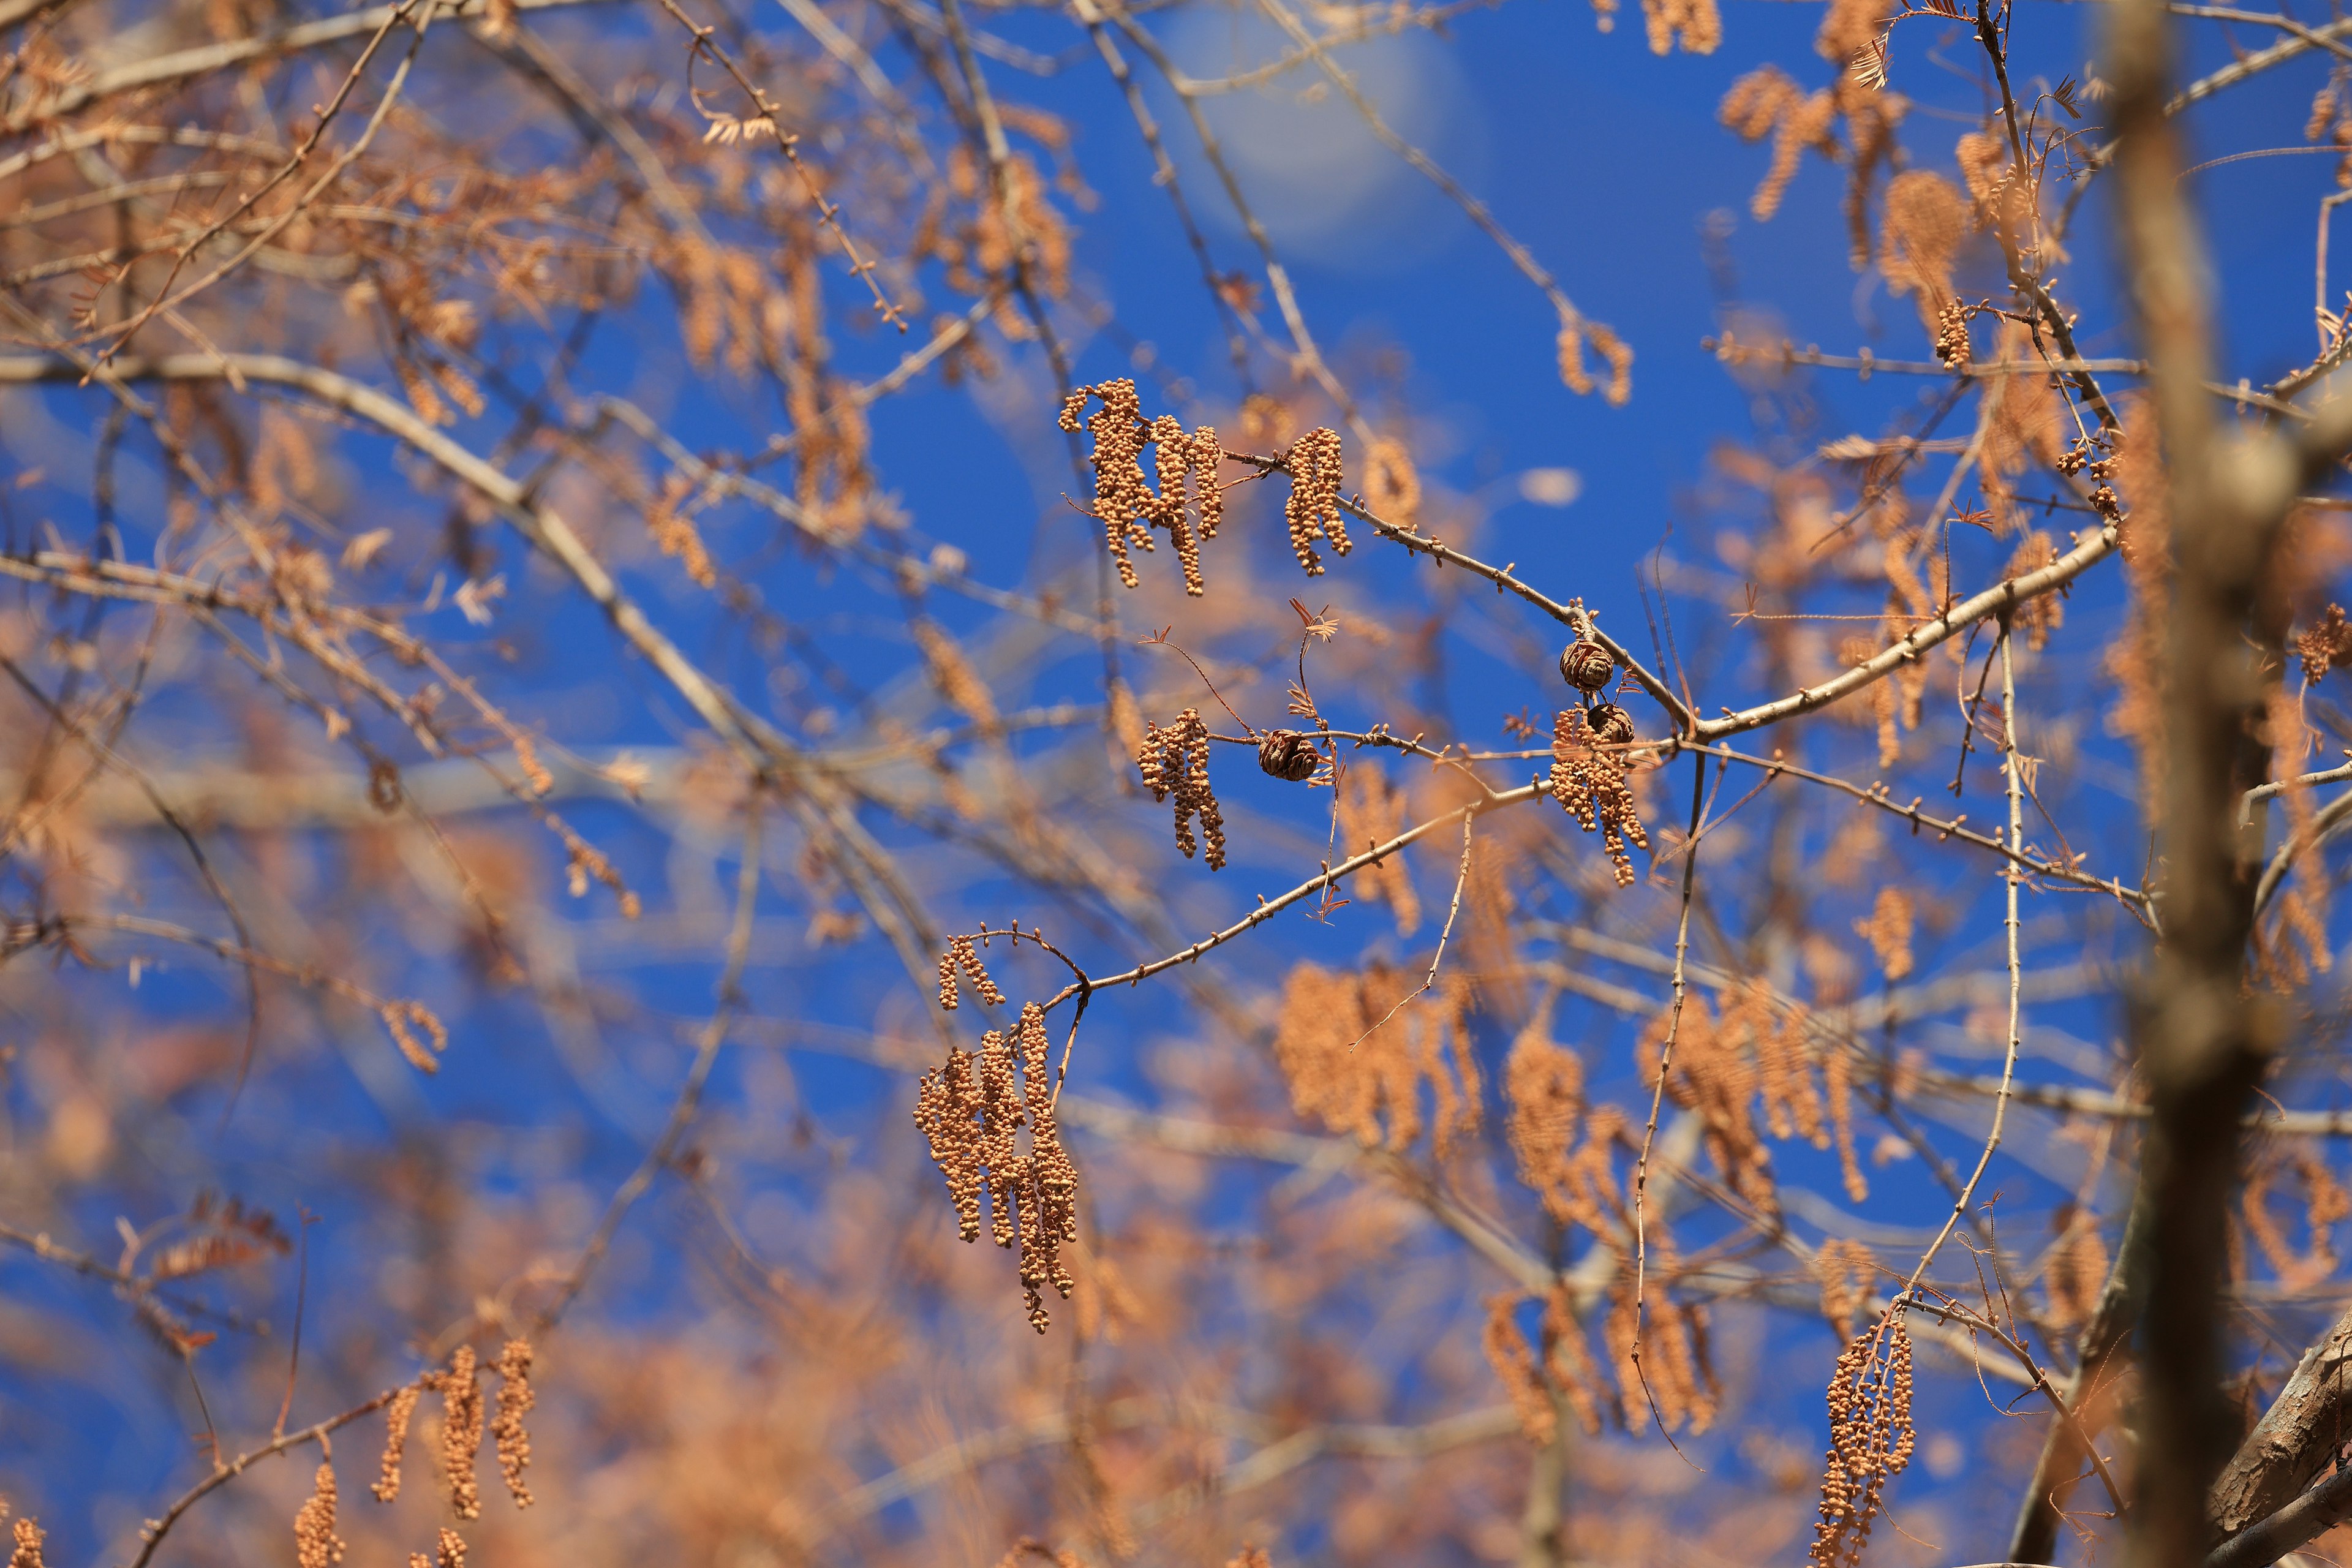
[1559, 638, 1615, 693]
[1586, 703, 1635, 745]
[1257, 729, 1320, 782]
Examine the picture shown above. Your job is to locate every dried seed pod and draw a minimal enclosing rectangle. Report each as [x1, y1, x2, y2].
[1256, 729, 1320, 782]
[1559, 639, 1615, 693]
[1587, 703, 1636, 745]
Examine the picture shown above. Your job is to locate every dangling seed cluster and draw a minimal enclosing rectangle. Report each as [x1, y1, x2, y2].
[1057, 380, 1224, 594]
[491, 1340, 535, 1508]
[1559, 638, 1615, 693]
[371, 1386, 419, 1502]
[375, 1344, 537, 1529]
[294, 1464, 345, 1568]
[1136, 707, 1227, 869]
[1256, 729, 1321, 782]
[938, 933, 1009, 1011]
[1282, 428, 1351, 576]
[1931, 300, 1972, 369]
[437, 1346, 484, 1521]
[912, 1002, 1083, 1331]
[1550, 709, 1649, 886]
[1807, 1311, 1915, 1568]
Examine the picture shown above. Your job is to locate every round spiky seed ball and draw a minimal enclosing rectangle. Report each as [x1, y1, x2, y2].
[1559, 639, 1615, 693]
[1257, 729, 1320, 782]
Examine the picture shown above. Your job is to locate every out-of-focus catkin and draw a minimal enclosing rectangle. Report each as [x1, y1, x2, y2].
[1363, 437, 1420, 525]
[1482, 1292, 1557, 1446]
[1272, 962, 1480, 1155]
[293, 1463, 345, 1568]
[1557, 320, 1634, 405]
[1335, 766, 1419, 933]
[1854, 887, 1914, 982]
[9, 1518, 43, 1568]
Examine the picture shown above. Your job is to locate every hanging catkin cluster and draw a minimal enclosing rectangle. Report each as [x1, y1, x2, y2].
[7, 1518, 42, 1568]
[2041, 1205, 2107, 1333]
[1811, 1238, 1876, 1341]
[1640, 982, 1866, 1208]
[1056, 379, 1224, 594]
[375, 1343, 536, 1518]
[1282, 427, 1351, 576]
[491, 1340, 536, 1508]
[1504, 1020, 1635, 1237]
[912, 1002, 1082, 1330]
[1136, 707, 1226, 870]
[938, 932, 1009, 1010]
[1601, 1231, 1721, 1434]
[1480, 1284, 1612, 1445]
[1853, 886, 1914, 982]
[1808, 1311, 1915, 1568]
[1272, 962, 1481, 1155]
[1549, 708, 1649, 886]
[438, 1346, 485, 1520]
[293, 1464, 345, 1568]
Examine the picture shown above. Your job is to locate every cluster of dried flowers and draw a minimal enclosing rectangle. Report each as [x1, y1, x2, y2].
[914, 1000, 1082, 1330]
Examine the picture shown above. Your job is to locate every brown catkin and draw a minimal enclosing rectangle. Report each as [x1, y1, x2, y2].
[434, 1528, 467, 1568]
[1136, 708, 1226, 869]
[294, 1464, 345, 1568]
[1060, 382, 1225, 593]
[439, 1346, 484, 1520]
[1854, 887, 1914, 982]
[492, 1339, 535, 1507]
[1224, 1547, 1273, 1568]
[374, 1385, 420, 1502]
[1812, 1238, 1875, 1341]
[9, 1519, 42, 1568]
[913, 1003, 1084, 1330]
[1282, 428, 1351, 575]
[1482, 1292, 1558, 1446]
[1335, 765, 1420, 933]
[2005, 532, 2063, 649]
[1363, 437, 1421, 524]
[1504, 1018, 1584, 1221]
[1549, 709, 1649, 886]
[1272, 962, 1481, 1155]
[1809, 1312, 1914, 1568]
[1642, 0, 1719, 55]
[1061, 379, 1155, 588]
[1876, 171, 1969, 335]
